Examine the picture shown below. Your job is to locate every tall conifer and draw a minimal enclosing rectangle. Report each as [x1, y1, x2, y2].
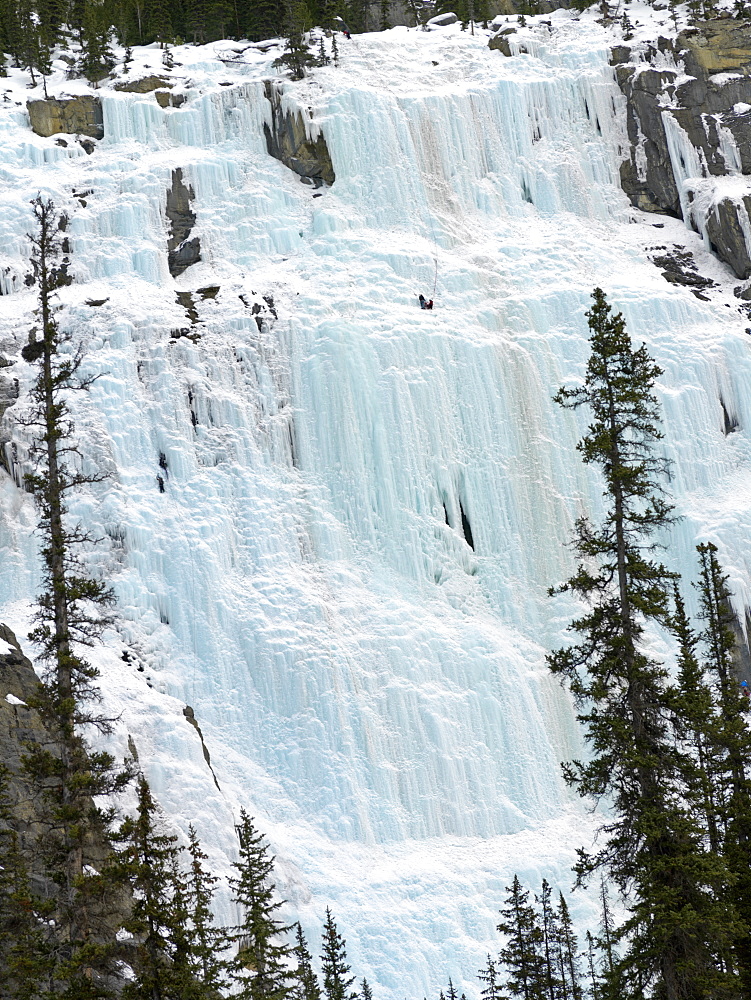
[497, 875, 546, 999]
[20, 195, 131, 995]
[695, 541, 751, 990]
[320, 908, 356, 1000]
[549, 288, 740, 999]
[292, 923, 322, 1000]
[229, 810, 292, 1000]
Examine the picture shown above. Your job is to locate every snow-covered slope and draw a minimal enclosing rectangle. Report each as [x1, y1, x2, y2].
[2, 12, 751, 996]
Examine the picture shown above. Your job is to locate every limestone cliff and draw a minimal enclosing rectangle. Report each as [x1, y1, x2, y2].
[613, 17, 751, 280]
[263, 81, 335, 188]
[27, 95, 104, 139]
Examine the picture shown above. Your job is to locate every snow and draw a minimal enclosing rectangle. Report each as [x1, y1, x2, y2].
[0, 638, 14, 656]
[1, 10, 751, 997]
[5, 692, 25, 705]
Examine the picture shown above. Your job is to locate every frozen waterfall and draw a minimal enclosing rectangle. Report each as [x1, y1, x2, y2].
[2, 13, 751, 997]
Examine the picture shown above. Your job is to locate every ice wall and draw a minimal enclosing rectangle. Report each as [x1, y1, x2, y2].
[2, 15, 751, 998]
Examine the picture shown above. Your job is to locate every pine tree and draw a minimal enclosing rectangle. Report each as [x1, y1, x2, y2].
[478, 955, 506, 1000]
[548, 288, 741, 1000]
[321, 908, 356, 1000]
[583, 933, 598, 1000]
[19, 195, 132, 996]
[115, 774, 195, 1000]
[537, 880, 561, 1000]
[667, 585, 722, 854]
[80, 0, 115, 82]
[695, 541, 751, 991]
[229, 810, 292, 1000]
[360, 979, 372, 1000]
[556, 894, 582, 1000]
[184, 824, 230, 995]
[273, 3, 316, 80]
[497, 875, 547, 999]
[292, 923, 322, 1000]
[316, 34, 330, 65]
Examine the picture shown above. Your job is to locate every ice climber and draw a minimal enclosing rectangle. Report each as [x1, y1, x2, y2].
[419, 294, 426, 308]
[425, 299, 434, 310]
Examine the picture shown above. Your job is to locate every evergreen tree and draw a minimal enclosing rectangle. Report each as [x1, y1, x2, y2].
[292, 923, 322, 1000]
[583, 934, 598, 1000]
[185, 824, 230, 995]
[695, 541, 751, 991]
[497, 875, 546, 999]
[360, 979, 372, 1000]
[321, 907, 356, 1000]
[19, 195, 132, 996]
[80, 0, 115, 82]
[115, 774, 195, 1000]
[478, 955, 506, 1000]
[229, 810, 292, 1000]
[548, 288, 741, 999]
[555, 893, 582, 1000]
[273, 3, 316, 79]
[667, 585, 722, 854]
[537, 880, 561, 1000]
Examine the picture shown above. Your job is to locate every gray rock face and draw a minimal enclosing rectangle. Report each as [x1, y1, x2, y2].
[263, 81, 335, 188]
[0, 625, 52, 854]
[27, 95, 103, 139]
[613, 18, 751, 278]
[0, 361, 18, 423]
[489, 27, 526, 56]
[114, 76, 185, 108]
[166, 168, 201, 277]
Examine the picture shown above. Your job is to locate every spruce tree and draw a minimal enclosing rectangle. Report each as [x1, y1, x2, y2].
[583, 933, 599, 1000]
[555, 893, 582, 1000]
[229, 810, 292, 1000]
[695, 541, 751, 990]
[115, 774, 195, 1000]
[548, 288, 740, 999]
[360, 979, 372, 1000]
[292, 923, 322, 1000]
[320, 908, 356, 1000]
[478, 955, 506, 1000]
[185, 824, 230, 995]
[497, 875, 546, 999]
[19, 195, 132, 996]
[667, 585, 722, 854]
[536, 880, 561, 1000]
[273, 3, 316, 80]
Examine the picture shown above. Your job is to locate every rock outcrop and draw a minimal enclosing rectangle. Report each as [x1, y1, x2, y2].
[115, 75, 185, 108]
[27, 95, 103, 139]
[0, 360, 18, 424]
[166, 168, 201, 277]
[263, 81, 335, 187]
[613, 17, 751, 278]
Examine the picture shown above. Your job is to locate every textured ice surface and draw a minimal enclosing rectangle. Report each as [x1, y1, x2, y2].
[1, 13, 751, 997]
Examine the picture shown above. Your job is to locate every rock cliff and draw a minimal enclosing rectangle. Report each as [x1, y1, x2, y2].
[612, 17, 751, 280]
[263, 80, 335, 188]
[166, 168, 201, 277]
[27, 95, 104, 139]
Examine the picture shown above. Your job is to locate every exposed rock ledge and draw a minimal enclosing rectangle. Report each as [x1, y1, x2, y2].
[612, 17, 751, 278]
[27, 95, 103, 139]
[263, 80, 335, 187]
